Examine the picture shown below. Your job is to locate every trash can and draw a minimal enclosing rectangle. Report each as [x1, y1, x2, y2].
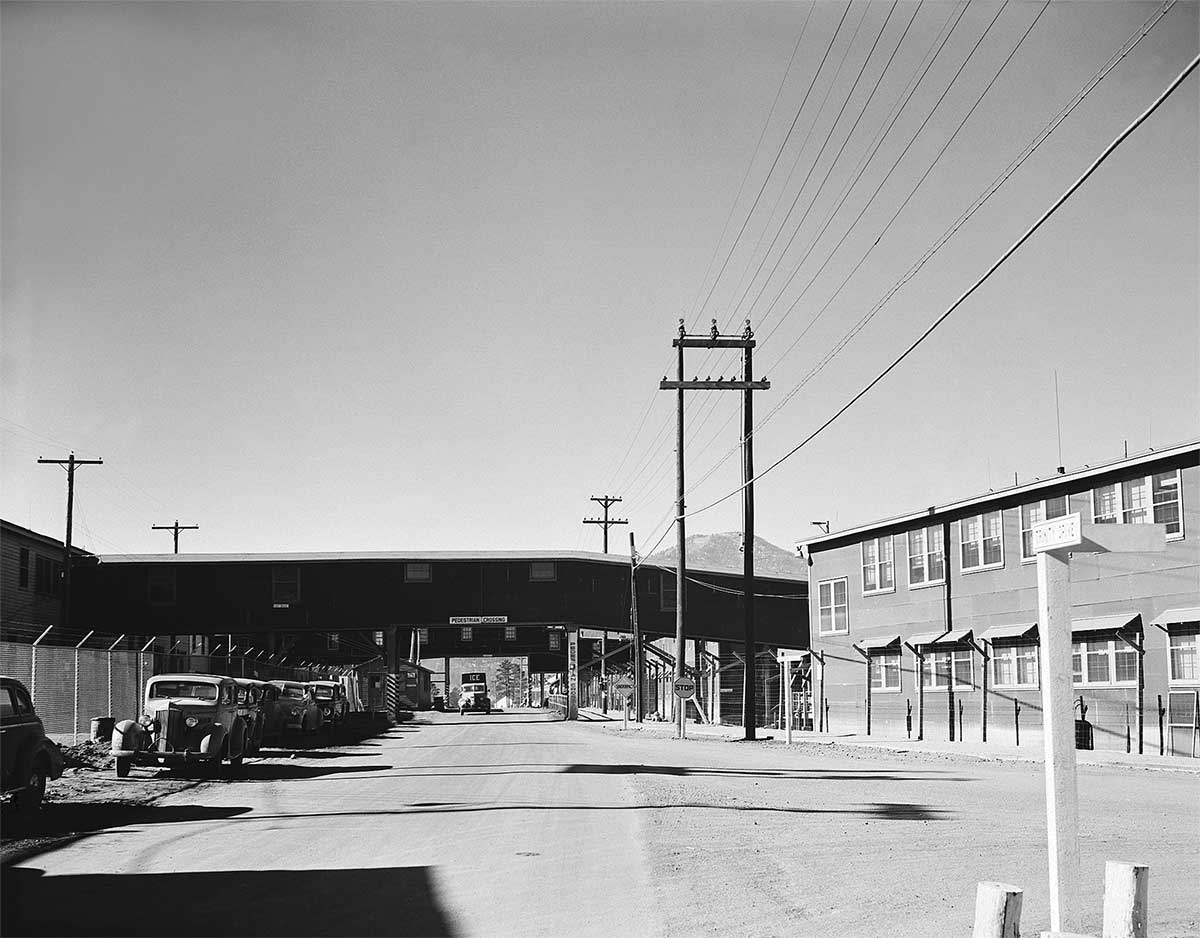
[1074, 718, 1094, 750]
[90, 716, 115, 741]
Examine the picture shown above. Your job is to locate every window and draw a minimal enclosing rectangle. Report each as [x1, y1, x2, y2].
[505, 626, 517, 641]
[34, 555, 62, 597]
[907, 526, 944, 587]
[1092, 470, 1183, 538]
[1168, 627, 1198, 683]
[817, 578, 849, 634]
[1071, 638, 1137, 686]
[992, 643, 1039, 688]
[18, 548, 30, 588]
[460, 626, 473, 642]
[548, 631, 561, 650]
[373, 630, 385, 646]
[1020, 497, 1070, 561]
[869, 651, 901, 691]
[272, 566, 300, 604]
[327, 632, 340, 650]
[417, 628, 429, 645]
[861, 536, 895, 594]
[960, 511, 1004, 571]
[660, 573, 677, 612]
[147, 568, 177, 605]
[530, 561, 556, 581]
[405, 563, 432, 582]
[921, 649, 973, 689]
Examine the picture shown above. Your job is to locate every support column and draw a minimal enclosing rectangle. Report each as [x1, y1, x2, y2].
[567, 627, 579, 720]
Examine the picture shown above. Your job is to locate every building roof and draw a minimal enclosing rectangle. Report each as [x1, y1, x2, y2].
[90, 548, 805, 584]
[799, 439, 1198, 554]
[1, 519, 92, 556]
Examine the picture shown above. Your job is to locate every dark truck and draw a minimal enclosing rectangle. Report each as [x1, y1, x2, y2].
[458, 672, 491, 714]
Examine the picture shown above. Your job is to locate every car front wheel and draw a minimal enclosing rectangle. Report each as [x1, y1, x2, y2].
[15, 760, 48, 816]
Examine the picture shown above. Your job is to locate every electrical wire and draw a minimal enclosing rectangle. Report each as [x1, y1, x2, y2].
[657, 50, 1199, 541]
[680, 0, 1167, 502]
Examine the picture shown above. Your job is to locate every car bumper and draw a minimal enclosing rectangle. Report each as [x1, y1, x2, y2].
[113, 748, 220, 764]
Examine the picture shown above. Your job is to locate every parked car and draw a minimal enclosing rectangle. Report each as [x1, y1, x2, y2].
[257, 680, 287, 741]
[233, 678, 269, 755]
[307, 680, 349, 728]
[112, 673, 248, 777]
[269, 680, 323, 735]
[1, 676, 64, 816]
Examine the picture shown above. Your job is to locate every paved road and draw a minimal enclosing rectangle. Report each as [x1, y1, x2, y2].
[4, 711, 1197, 937]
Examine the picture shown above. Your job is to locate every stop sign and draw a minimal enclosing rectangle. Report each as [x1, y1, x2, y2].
[672, 677, 696, 698]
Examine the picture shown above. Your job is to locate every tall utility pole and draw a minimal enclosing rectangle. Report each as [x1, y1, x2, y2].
[38, 453, 103, 633]
[582, 495, 628, 553]
[660, 319, 769, 740]
[151, 520, 199, 554]
[630, 531, 643, 722]
[584, 496, 627, 714]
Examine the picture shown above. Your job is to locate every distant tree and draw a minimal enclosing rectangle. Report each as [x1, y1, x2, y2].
[494, 659, 525, 706]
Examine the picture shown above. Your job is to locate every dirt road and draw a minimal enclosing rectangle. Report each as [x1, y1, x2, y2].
[3, 711, 1196, 937]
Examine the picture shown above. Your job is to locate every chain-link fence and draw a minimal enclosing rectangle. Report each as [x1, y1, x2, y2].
[1, 641, 358, 741]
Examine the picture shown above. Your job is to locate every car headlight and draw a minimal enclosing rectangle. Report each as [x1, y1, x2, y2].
[185, 716, 199, 727]
[322, 706, 331, 716]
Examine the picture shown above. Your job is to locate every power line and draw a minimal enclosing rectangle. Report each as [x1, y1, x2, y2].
[672, 51, 1199, 530]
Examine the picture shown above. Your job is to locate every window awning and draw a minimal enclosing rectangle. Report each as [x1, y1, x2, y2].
[854, 634, 901, 651]
[1151, 607, 1200, 626]
[906, 628, 973, 647]
[978, 622, 1039, 643]
[1070, 613, 1142, 635]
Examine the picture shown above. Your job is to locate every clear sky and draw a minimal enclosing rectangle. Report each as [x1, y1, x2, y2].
[3, 1, 1197, 559]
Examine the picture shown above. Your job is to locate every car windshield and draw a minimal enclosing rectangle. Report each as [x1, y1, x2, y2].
[312, 686, 334, 699]
[150, 681, 218, 700]
[463, 684, 486, 694]
[281, 685, 307, 699]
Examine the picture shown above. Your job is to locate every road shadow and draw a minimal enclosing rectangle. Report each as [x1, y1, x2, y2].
[2, 865, 456, 936]
[368, 763, 973, 783]
[255, 747, 384, 760]
[3, 802, 251, 840]
[224, 763, 390, 782]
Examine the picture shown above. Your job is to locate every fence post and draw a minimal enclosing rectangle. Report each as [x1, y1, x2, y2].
[31, 625, 53, 711]
[106, 634, 124, 717]
[1102, 861, 1148, 938]
[972, 882, 1023, 938]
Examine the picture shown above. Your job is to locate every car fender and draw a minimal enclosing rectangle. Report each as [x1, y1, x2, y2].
[112, 720, 145, 754]
[200, 723, 227, 756]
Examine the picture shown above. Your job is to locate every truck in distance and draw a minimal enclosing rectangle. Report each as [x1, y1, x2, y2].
[458, 672, 491, 715]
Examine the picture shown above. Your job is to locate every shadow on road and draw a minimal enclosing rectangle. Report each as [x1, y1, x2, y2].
[226, 763, 391, 782]
[2, 865, 457, 937]
[364, 763, 974, 783]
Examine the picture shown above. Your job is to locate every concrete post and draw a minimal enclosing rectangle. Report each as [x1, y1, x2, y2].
[1038, 547, 1079, 933]
[1102, 862, 1149, 938]
[972, 882, 1023, 938]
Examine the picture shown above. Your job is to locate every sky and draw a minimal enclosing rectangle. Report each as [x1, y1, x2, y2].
[2, 1, 1197, 560]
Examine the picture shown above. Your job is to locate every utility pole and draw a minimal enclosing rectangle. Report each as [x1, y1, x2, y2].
[582, 495, 628, 553]
[38, 452, 103, 633]
[630, 531, 643, 722]
[585, 496, 628, 713]
[151, 520, 199, 554]
[660, 319, 769, 740]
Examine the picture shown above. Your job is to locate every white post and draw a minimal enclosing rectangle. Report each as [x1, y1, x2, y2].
[1102, 861, 1149, 938]
[566, 628, 579, 720]
[972, 881, 1023, 938]
[784, 658, 793, 745]
[1038, 546, 1079, 933]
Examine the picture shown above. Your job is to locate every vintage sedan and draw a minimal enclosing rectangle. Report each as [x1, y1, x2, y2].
[269, 680, 323, 735]
[307, 680, 349, 728]
[1, 676, 64, 816]
[112, 673, 248, 777]
[233, 678, 269, 755]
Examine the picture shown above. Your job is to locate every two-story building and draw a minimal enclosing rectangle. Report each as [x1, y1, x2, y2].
[798, 440, 1199, 757]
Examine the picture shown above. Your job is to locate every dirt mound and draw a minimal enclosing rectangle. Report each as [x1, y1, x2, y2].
[59, 738, 114, 771]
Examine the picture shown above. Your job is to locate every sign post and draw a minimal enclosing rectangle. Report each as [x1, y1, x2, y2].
[1031, 513, 1165, 933]
[614, 677, 635, 730]
[673, 676, 696, 740]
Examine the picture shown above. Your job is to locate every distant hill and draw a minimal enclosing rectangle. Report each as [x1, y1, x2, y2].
[648, 532, 805, 580]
